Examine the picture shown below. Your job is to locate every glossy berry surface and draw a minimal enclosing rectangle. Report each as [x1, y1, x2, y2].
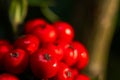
[52, 63, 73, 80]
[30, 49, 59, 79]
[53, 21, 74, 43]
[25, 18, 46, 33]
[43, 42, 64, 61]
[72, 41, 89, 69]
[62, 44, 79, 66]
[0, 73, 19, 80]
[14, 34, 40, 55]
[4, 48, 29, 74]
[75, 74, 90, 80]
[31, 24, 57, 43]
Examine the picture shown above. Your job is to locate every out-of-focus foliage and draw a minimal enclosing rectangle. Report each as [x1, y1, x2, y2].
[9, 0, 27, 28]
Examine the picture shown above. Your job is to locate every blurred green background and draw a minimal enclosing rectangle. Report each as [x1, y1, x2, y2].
[0, 0, 120, 80]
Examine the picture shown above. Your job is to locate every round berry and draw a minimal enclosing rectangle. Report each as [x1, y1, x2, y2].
[31, 24, 57, 43]
[30, 49, 59, 79]
[4, 48, 29, 74]
[14, 34, 40, 55]
[25, 18, 46, 33]
[53, 21, 74, 43]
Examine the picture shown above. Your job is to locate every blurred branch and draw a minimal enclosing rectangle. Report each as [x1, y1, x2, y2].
[9, 0, 28, 37]
[40, 6, 60, 22]
[70, 0, 119, 80]
[87, 0, 119, 80]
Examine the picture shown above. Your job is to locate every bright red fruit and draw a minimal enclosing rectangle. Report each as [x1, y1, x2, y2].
[25, 18, 46, 33]
[71, 69, 79, 79]
[62, 44, 79, 66]
[52, 63, 73, 80]
[43, 42, 64, 61]
[0, 73, 19, 80]
[53, 21, 74, 43]
[72, 41, 89, 70]
[30, 49, 59, 79]
[75, 74, 90, 80]
[14, 34, 40, 55]
[31, 24, 57, 43]
[0, 41, 12, 70]
[4, 48, 29, 74]
[0, 40, 10, 45]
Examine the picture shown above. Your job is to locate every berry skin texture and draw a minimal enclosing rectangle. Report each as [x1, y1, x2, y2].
[53, 21, 74, 43]
[14, 34, 40, 55]
[62, 44, 79, 66]
[31, 24, 57, 43]
[52, 63, 73, 80]
[75, 74, 90, 80]
[0, 73, 19, 80]
[25, 18, 46, 33]
[30, 49, 59, 79]
[72, 41, 89, 70]
[4, 48, 29, 74]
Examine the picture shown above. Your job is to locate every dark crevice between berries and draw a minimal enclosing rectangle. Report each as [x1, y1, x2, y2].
[68, 45, 74, 50]
[10, 52, 19, 58]
[44, 53, 51, 61]
[54, 42, 58, 46]
[40, 24, 46, 29]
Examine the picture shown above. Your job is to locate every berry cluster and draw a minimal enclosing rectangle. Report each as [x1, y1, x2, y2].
[0, 19, 90, 80]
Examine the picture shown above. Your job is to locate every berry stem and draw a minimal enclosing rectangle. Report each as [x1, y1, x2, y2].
[44, 53, 51, 61]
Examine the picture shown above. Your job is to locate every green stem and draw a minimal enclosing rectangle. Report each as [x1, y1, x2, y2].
[40, 6, 60, 23]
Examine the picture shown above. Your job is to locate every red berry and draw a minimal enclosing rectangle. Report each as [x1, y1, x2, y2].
[62, 44, 79, 66]
[53, 21, 74, 43]
[75, 74, 90, 80]
[0, 40, 10, 45]
[14, 34, 40, 55]
[31, 24, 57, 43]
[0, 73, 19, 80]
[72, 41, 89, 70]
[52, 63, 73, 80]
[30, 49, 59, 79]
[43, 42, 64, 61]
[4, 48, 29, 74]
[0, 41, 12, 70]
[25, 18, 46, 33]
[71, 69, 79, 79]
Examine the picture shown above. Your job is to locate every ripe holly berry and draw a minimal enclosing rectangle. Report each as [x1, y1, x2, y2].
[62, 44, 79, 66]
[4, 48, 29, 74]
[31, 24, 57, 43]
[72, 41, 89, 70]
[75, 74, 90, 80]
[51, 62, 73, 80]
[0, 73, 19, 80]
[0, 40, 10, 45]
[30, 49, 59, 79]
[53, 21, 74, 43]
[43, 41, 64, 61]
[14, 34, 40, 55]
[0, 41, 12, 71]
[71, 69, 79, 79]
[25, 18, 46, 33]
